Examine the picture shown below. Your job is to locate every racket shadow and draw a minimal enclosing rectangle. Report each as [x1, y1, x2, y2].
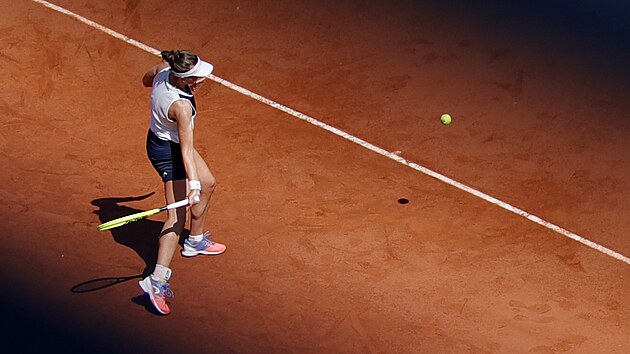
[70, 274, 142, 293]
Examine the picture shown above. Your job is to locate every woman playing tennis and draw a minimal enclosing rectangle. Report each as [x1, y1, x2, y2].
[139, 50, 226, 315]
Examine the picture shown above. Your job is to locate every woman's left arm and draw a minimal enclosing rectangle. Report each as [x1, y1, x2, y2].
[171, 101, 200, 205]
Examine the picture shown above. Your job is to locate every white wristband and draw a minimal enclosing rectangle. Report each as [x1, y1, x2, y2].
[189, 180, 201, 190]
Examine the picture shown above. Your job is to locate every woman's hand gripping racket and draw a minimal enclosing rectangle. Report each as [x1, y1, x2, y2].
[97, 199, 190, 231]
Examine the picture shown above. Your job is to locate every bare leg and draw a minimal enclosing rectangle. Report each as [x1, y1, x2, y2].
[156, 179, 187, 267]
[141, 181, 185, 315]
[189, 149, 216, 236]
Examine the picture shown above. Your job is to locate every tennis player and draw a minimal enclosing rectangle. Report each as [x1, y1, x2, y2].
[139, 50, 226, 315]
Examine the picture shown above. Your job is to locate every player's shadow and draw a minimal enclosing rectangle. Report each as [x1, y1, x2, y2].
[90, 192, 163, 278]
[75, 195, 176, 278]
[73, 193, 189, 314]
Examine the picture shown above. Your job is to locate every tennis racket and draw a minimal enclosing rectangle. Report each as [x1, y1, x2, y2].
[97, 199, 190, 231]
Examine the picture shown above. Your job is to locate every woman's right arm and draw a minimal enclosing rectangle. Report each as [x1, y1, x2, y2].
[142, 62, 170, 87]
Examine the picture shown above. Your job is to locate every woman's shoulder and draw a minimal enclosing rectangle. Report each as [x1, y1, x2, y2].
[154, 67, 171, 82]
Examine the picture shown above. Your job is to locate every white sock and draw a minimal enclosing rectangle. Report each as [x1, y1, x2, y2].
[188, 233, 204, 244]
[151, 264, 172, 283]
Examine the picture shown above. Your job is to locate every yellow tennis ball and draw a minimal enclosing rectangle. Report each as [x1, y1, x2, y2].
[440, 113, 452, 125]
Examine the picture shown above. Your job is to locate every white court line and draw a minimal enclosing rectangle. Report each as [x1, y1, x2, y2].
[32, 0, 630, 266]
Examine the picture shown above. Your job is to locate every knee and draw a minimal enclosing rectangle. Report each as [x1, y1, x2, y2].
[202, 177, 217, 193]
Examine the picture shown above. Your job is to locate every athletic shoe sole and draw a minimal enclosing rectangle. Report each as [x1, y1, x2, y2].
[181, 247, 226, 257]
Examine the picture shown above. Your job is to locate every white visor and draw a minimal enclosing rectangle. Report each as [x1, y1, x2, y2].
[172, 58, 214, 78]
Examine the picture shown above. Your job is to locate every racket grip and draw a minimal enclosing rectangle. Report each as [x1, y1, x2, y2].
[166, 199, 190, 210]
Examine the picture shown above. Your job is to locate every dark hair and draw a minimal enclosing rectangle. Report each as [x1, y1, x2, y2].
[160, 50, 199, 74]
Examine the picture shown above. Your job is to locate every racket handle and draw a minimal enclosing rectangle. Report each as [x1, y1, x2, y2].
[166, 199, 190, 210]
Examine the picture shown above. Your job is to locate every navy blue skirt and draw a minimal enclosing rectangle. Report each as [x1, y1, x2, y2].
[146, 129, 187, 182]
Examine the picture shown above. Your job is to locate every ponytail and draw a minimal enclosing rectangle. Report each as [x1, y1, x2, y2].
[160, 50, 199, 74]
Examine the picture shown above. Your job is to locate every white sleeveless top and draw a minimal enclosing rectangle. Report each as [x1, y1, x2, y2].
[149, 68, 197, 143]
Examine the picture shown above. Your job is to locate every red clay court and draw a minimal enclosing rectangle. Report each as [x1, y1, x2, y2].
[1, 0, 629, 353]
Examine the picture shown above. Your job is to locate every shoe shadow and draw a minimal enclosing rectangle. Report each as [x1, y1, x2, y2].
[131, 294, 164, 316]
